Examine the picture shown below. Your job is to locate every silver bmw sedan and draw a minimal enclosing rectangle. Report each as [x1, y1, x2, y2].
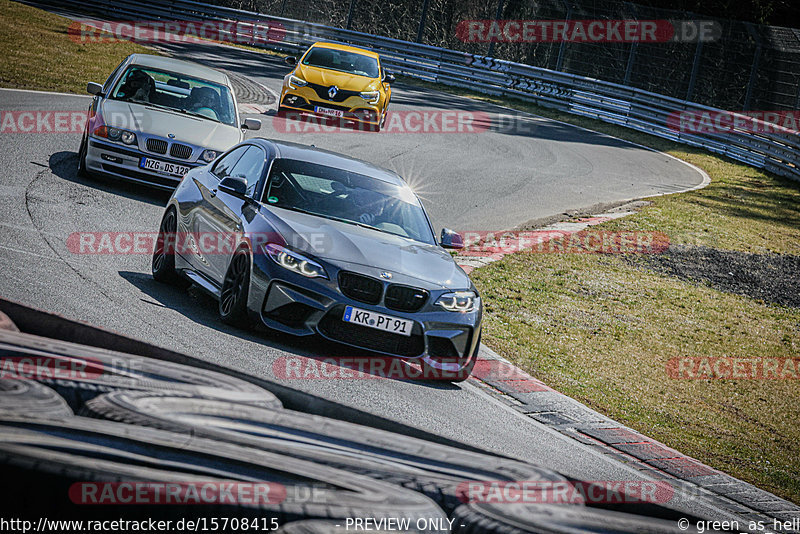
[77, 53, 261, 189]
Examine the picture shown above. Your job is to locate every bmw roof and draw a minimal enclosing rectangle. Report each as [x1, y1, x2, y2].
[127, 54, 230, 85]
[253, 139, 406, 186]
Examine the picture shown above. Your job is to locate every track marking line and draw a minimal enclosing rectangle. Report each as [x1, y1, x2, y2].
[0, 87, 92, 98]
[0, 243, 60, 261]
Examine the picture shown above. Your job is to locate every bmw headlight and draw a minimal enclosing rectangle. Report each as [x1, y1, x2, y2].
[360, 91, 380, 104]
[94, 126, 136, 145]
[435, 291, 479, 312]
[120, 131, 136, 145]
[200, 149, 218, 163]
[264, 243, 327, 279]
[288, 74, 307, 89]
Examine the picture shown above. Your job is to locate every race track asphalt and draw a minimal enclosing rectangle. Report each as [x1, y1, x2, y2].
[0, 39, 730, 520]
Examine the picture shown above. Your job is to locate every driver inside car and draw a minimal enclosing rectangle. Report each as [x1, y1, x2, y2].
[116, 69, 154, 103]
[349, 187, 386, 226]
[353, 56, 372, 76]
[185, 86, 220, 119]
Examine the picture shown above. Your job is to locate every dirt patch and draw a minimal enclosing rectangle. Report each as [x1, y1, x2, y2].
[637, 245, 800, 308]
[515, 200, 652, 231]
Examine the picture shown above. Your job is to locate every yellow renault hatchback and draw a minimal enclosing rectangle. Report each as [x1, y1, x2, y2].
[278, 42, 394, 131]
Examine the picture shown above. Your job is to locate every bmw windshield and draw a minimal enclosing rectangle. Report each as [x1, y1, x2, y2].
[263, 159, 435, 245]
[110, 66, 238, 127]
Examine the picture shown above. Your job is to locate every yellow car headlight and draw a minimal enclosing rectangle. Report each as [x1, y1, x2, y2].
[288, 74, 307, 89]
[360, 91, 380, 104]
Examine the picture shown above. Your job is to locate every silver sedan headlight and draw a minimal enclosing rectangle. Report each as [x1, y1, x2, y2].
[120, 131, 136, 145]
[95, 126, 136, 145]
[435, 291, 479, 312]
[200, 149, 218, 163]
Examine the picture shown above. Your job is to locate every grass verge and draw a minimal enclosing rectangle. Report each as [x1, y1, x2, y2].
[401, 80, 800, 502]
[0, 0, 158, 93]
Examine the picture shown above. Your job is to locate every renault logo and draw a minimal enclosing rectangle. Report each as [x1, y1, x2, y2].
[328, 86, 338, 99]
[380, 271, 392, 279]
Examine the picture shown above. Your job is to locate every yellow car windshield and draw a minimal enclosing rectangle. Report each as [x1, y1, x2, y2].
[302, 48, 380, 78]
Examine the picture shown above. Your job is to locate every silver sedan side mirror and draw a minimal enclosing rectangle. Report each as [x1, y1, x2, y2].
[86, 82, 103, 96]
[241, 118, 262, 131]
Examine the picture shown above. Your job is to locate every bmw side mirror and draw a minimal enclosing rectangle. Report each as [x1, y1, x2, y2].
[241, 118, 262, 130]
[86, 82, 103, 96]
[440, 228, 464, 250]
[218, 175, 248, 197]
[383, 73, 396, 84]
[284, 56, 297, 66]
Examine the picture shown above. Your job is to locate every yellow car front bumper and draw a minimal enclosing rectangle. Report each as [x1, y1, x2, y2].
[279, 84, 386, 126]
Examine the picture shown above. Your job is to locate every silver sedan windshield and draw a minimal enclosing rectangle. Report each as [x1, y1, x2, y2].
[111, 66, 237, 127]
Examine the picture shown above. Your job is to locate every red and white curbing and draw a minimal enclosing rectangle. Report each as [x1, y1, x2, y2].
[455, 211, 636, 274]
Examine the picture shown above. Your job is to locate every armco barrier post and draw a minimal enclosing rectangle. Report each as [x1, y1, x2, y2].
[622, 1, 639, 86]
[743, 23, 763, 111]
[486, 0, 506, 57]
[415, 0, 429, 43]
[555, 0, 572, 72]
[685, 39, 704, 102]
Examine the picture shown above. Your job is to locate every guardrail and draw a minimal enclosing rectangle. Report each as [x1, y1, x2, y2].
[49, 0, 800, 181]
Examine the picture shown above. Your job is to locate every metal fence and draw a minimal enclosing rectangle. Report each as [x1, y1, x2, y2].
[214, 0, 800, 113]
[38, 0, 800, 181]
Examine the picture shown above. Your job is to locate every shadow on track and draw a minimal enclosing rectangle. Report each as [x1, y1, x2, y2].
[49, 151, 171, 207]
[119, 270, 460, 389]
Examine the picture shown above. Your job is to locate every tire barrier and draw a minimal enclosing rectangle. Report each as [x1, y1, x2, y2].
[0, 380, 72, 417]
[0, 328, 281, 411]
[451, 502, 726, 534]
[83, 391, 577, 515]
[0, 416, 446, 529]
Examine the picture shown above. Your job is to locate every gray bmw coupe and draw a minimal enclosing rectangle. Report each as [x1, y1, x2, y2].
[152, 139, 481, 380]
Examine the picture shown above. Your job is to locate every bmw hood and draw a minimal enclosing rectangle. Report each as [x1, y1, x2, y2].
[99, 100, 242, 150]
[262, 207, 471, 290]
[296, 65, 378, 92]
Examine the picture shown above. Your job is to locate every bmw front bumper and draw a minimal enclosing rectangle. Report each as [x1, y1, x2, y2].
[85, 137, 203, 190]
[247, 254, 482, 373]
